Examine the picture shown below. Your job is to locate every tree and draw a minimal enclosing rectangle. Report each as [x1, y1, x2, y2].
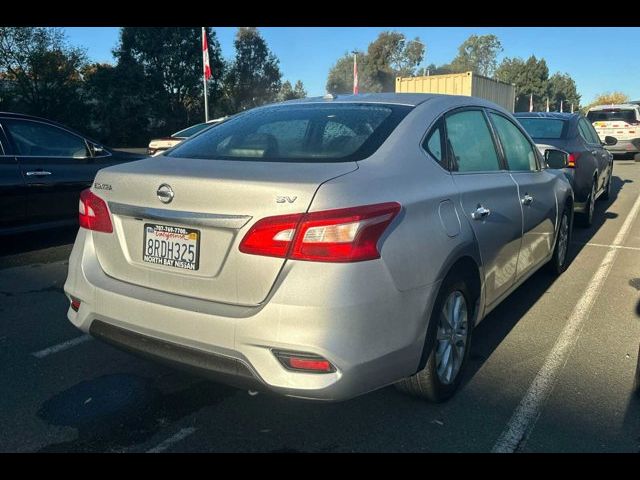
[365, 31, 425, 91]
[0, 27, 89, 130]
[326, 31, 425, 94]
[582, 91, 630, 113]
[224, 27, 282, 112]
[278, 79, 307, 101]
[82, 59, 152, 146]
[449, 34, 503, 77]
[115, 27, 225, 134]
[547, 73, 581, 112]
[495, 55, 549, 111]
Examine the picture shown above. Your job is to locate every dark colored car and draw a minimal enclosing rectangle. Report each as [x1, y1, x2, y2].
[515, 112, 617, 227]
[0, 112, 146, 235]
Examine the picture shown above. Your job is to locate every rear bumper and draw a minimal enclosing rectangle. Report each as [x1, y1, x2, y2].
[605, 138, 640, 154]
[64, 229, 439, 401]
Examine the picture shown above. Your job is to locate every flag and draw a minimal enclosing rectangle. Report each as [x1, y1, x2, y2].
[202, 28, 211, 81]
[529, 93, 533, 112]
[571, 103, 574, 114]
[560, 100, 563, 113]
[353, 54, 359, 95]
[546, 98, 549, 112]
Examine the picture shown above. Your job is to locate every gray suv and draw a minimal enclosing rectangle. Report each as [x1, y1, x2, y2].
[64, 93, 574, 402]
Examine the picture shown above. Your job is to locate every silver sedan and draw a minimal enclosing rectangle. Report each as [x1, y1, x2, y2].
[64, 93, 574, 402]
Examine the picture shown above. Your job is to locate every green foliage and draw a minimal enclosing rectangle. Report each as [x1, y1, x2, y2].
[496, 55, 550, 111]
[448, 34, 502, 77]
[547, 73, 580, 112]
[0, 27, 89, 131]
[582, 91, 630, 113]
[224, 27, 282, 112]
[278, 79, 307, 101]
[326, 31, 425, 94]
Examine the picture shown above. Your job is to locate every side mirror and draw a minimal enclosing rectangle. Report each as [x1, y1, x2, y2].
[544, 149, 569, 169]
[604, 136, 618, 146]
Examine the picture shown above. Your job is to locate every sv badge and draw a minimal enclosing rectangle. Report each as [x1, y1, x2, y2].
[276, 196, 297, 204]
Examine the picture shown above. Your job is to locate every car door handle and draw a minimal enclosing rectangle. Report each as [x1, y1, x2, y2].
[521, 194, 534, 206]
[471, 205, 491, 220]
[25, 170, 52, 176]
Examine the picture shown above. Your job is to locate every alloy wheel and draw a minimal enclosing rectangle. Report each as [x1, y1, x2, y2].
[435, 291, 468, 385]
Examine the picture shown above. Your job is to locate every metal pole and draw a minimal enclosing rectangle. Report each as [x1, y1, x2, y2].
[202, 27, 209, 122]
[353, 52, 357, 95]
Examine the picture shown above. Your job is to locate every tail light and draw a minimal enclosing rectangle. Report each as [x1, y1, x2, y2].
[79, 189, 113, 233]
[567, 152, 580, 168]
[239, 202, 401, 262]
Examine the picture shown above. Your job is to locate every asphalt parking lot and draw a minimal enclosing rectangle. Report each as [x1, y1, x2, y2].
[2, 157, 640, 453]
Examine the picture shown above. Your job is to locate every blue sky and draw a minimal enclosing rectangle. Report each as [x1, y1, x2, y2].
[63, 27, 640, 105]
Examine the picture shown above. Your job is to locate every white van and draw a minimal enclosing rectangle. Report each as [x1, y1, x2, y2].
[587, 104, 640, 159]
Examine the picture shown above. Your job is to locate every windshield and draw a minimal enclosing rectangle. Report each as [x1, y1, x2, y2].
[172, 122, 211, 138]
[167, 103, 412, 163]
[517, 118, 567, 139]
[587, 109, 638, 124]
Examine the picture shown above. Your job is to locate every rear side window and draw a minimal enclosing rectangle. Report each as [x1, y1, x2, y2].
[422, 124, 444, 165]
[3, 119, 89, 158]
[445, 110, 500, 172]
[167, 104, 413, 163]
[517, 118, 566, 139]
[490, 113, 538, 172]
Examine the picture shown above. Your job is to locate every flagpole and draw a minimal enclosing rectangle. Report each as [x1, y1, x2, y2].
[202, 27, 209, 122]
[352, 51, 358, 95]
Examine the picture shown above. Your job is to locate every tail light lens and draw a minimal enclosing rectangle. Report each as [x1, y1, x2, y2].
[273, 351, 336, 373]
[79, 189, 113, 233]
[239, 202, 401, 262]
[567, 152, 580, 168]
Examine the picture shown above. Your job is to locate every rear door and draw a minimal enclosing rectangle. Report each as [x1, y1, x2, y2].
[488, 111, 557, 278]
[0, 124, 27, 230]
[445, 109, 523, 307]
[3, 118, 96, 225]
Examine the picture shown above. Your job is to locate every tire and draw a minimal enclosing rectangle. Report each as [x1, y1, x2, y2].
[395, 275, 475, 402]
[600, 167, 612, 201]
[546, 206, 571, 275]
[576, 179, 596, 228]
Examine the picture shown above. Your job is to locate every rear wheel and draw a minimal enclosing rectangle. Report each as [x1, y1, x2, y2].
[577, 179, 596, 228]
[395, 276, 474, 402]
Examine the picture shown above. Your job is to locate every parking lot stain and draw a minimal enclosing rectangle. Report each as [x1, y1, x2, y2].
[36, 373, 234, 452]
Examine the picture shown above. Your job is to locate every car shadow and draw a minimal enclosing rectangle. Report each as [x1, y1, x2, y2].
[462, 174, 630, 387]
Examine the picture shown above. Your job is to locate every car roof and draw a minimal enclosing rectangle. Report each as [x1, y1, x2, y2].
[587, 103, 639, 111]
[278, 93, 438, 107]
[514, 112, 578, 120]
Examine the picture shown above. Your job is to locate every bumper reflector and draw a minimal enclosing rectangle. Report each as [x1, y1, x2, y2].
[274, 351, 335, 373]
[70, 298, 81, 312]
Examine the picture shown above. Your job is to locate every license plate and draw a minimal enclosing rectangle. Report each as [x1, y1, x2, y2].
[142, 223, 200, 271]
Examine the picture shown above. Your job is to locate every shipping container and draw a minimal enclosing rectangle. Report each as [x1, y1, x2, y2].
[395, 71, 516, 112]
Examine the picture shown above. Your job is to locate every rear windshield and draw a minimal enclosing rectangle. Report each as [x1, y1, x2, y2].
[587, 109, 638, 124]
[517, 118, 566, 139]
[172, 122, 211, 138]
[167, 103, 413, 162]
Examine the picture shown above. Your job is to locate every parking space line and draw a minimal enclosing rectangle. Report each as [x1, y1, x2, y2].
[146, 427, 197, 453]
[572, 241, 640, 252]
[492, 193, 640, 453]
[31, 334, 92, 359]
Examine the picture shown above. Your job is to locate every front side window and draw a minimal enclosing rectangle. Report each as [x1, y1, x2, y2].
[167, 104, 412, 163]
[445, 110, 501, 172]
[490, 113, 538, 172]
[3, 119, 89, 158]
